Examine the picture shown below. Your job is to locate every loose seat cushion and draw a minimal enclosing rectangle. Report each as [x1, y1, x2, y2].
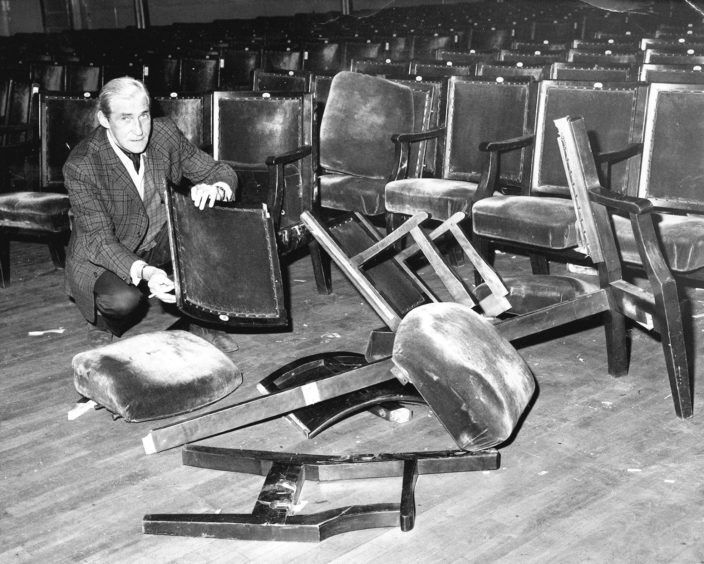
[0, 191, 70, 232]
[472, 195, 579, 249]
[612, 213, 704, 273]
[72, 330, 242, 422]
[385, 178, 478, 220]
[475, 275, 598, 314]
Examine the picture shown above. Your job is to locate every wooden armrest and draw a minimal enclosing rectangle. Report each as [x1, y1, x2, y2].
[479, 133, 534, 154]
[265, 145, 313, 166]
[594, 142, 642, 165]
[589, 186, 653, 215]
[392, 126, 446, 144]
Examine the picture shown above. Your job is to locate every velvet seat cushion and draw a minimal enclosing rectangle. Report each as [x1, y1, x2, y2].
[72, 330, 243, 422]
[0, 191, 70, 232]
[385, 178, 478, 220]
[319, 173, 387, 216]
[612, 213, 704, 273]
[475, 275, 598, 315]
[472, 195, 579, 249]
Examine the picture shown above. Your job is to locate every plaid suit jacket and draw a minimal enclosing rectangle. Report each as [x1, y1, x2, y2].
[63, 117, 237, 323]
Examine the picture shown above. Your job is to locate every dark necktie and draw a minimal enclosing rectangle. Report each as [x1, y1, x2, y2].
[121, 149, 141, 173]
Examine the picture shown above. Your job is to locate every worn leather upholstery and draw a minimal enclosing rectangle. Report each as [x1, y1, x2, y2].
[72, 330, 242, 422]
[0, 191, 70, 231]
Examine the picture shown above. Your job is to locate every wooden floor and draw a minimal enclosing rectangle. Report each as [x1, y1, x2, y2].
[2, 240, 704, 563]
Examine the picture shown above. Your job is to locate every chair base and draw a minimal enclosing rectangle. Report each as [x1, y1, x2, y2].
[143, 445, 500, 542]
[257, 351, 424, 438]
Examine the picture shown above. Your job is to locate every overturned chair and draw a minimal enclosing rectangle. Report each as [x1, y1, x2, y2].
[141, 207, 536, 541]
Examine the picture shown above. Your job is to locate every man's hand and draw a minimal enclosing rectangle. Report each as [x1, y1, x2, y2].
[142, 266, 176, 303]
[191, 183, 224, 210]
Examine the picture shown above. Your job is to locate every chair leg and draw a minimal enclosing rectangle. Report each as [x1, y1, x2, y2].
[47, 233, 67, 269]
[654, 280, 693, 419]
[529, 253, 549, 275]
[309, 240, 332, 295]
[603, 309, 629, 377]
[473, 236, 495, 286]
[0, 234, 9, 287]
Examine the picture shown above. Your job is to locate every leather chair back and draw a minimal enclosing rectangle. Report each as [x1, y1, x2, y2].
[636, 82, 704, 213]
[151, 93, 208, 149]
[303, 42, 342, 74]
[550, 62, 634, 81]
[180, 57, 220, 93]
[252, 69, 313, 93]
[39, 93, 99, 190]
[143, 57, 180, 94]
[443, 77, 537, 190]
[219, 48, 261, 89]
[66, 64, 102, 93]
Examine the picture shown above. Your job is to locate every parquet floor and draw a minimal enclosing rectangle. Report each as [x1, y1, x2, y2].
[2, 240, 704, 563]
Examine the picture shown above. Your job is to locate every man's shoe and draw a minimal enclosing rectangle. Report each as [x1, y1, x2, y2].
[189, 324, 239, 353]
[87, 327, 114, 347]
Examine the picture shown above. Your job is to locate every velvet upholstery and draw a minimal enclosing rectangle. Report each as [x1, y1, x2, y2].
[612, 214, 704, 273]
[320, 72, 415, 179]
[384, 77, 535, 221]
[318, 72, 418, 216]
[72, 330, 242, 422]
[392, 302, 536, 451]
[472, 195, 579, 249]
[0, 191, 70, 231]
[385, 178, 477, 220]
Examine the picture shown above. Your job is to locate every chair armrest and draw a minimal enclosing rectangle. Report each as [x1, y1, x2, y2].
[391, 126, 446, 144]
[265, 145, 313, 166]
[479, 133, 534, 154]
[589, 186, 653, 215]
[390, 127, 447, 181]
[594, 142, 642, 165]
[474, 134, 535, 199]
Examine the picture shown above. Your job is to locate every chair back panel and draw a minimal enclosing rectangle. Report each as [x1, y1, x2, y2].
[319, 72, 415, 179]
[392, 77, 441, 176]
[444, 77, 536, 188]
[532, 80, 646, 197]
[167, 191, 287, 327]
[40, 94, 99, 189]
[180, 58, 219, 93]
[639, 83, 704, 212]
[549, 62, 634, 82]
[638, 63, 704, 83]
[2, 80, 38, 147]
[151, 94, 206, 149]
[252, 69, 313, 93]
[30, 63, 66, 92]
[219, 49, 261, 88]
[263, 49, 302, 72]
[303, 42, 342, 74]
[66, 64, 101, 93]
[144, 57, 180, 94]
